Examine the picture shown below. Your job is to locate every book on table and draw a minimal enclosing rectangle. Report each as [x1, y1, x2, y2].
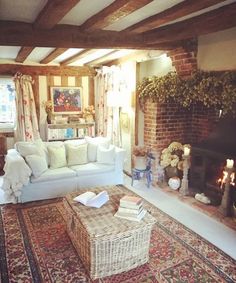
[118, 206, 143, 215]
[73, 191, 109, 208]
[114, 209, 146, 222]
[120, 195, 143, 209]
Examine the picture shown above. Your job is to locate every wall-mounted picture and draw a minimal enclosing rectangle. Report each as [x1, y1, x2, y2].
[51, 86, 82, 114]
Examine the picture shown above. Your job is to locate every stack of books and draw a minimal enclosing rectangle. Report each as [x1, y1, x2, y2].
[114, 195, 146, 221]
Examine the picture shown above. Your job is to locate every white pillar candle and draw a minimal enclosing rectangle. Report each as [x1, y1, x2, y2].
[184, 147, 190, 156]
[226, 159, 234, 169]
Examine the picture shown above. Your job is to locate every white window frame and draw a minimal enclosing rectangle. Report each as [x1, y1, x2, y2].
[0, 77, 16, 132]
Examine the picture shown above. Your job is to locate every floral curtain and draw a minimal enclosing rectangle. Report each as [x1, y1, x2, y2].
[14, 73, 40, 142]
[94, 66, 122, 146]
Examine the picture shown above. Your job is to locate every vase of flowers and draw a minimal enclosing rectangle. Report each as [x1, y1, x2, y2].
[132, 146, 148, 170]
[160, 141, 189, 180]
[42, 100, 53, 124]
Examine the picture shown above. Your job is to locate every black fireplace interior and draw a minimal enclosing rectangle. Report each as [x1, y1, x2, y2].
[190, 116, 236, 206]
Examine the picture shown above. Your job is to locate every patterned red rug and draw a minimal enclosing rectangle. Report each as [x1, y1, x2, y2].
[0, 186, 236, 283]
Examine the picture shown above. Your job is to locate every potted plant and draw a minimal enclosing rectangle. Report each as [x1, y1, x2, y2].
[132, 146, 148, 170]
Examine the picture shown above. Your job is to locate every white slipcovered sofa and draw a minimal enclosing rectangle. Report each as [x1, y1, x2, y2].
[1, 137, 126, 203]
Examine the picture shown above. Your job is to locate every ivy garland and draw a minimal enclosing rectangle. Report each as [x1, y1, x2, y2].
[137, 71, 236, 116]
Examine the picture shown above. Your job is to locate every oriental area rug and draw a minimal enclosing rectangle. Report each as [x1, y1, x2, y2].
[0, 185, 235, 283]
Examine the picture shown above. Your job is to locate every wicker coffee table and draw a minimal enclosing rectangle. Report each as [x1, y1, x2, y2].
[63, 185, 156, 279]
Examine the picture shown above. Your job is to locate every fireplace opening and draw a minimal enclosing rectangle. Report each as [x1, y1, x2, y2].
[189, 116, 236, 207]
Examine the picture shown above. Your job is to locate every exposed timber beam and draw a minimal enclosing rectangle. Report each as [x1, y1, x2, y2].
[144, 2, 236, 44]
[18, 1, 80, 63]
[15, 47, 34, 63]
[85, 50, 119, 66]
[34, 0, 81, 29]
[125, 0, 226, 33]
[60, 49, 94, 66]
[0, 64, 96, 76]
[0, 22, 180, 50]
[80, 0, 153, 31]
[40, 48, 69, 64]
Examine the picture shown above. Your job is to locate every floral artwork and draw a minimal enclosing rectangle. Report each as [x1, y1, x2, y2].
[51, 87, 82, 114]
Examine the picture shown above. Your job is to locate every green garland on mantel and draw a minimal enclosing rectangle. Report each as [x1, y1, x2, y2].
[137, 70, 236, 116]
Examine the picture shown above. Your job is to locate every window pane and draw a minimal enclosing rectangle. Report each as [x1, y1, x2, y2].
[0, 78, 16, 124]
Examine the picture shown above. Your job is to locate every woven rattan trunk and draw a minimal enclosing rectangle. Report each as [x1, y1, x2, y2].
[63, 186, 156, 279]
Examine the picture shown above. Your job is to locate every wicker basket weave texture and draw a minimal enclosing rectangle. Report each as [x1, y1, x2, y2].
[63, 185, 156, 279]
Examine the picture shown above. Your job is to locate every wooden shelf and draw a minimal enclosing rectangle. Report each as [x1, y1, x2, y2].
[47, 122, 95, 141]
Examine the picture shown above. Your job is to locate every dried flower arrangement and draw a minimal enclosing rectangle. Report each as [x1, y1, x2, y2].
[160, 142, 190, 170]
[138, 71, 236, 116]
[42, 100, 52, 114]
[83, 105, 95, 122]
[133, 146, 148, 157]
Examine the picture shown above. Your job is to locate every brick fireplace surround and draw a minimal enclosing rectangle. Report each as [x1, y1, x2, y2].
[143, 44, 219, 182]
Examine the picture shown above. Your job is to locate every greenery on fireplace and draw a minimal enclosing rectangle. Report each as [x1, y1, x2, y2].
[138, 71, 236, 116]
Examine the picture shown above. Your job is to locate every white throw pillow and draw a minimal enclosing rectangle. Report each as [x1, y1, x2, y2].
[66, 143, 88, 166]
[16, 142, 39, 157]
[97, 145, 115, 164]
[48, 145, 67, 169]
[16, 139, 47, 159]
[85, 136, 110, 162]
[25, 154, 48, 178]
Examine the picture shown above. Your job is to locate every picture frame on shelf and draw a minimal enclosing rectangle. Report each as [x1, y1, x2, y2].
[50, 86, 82, 114]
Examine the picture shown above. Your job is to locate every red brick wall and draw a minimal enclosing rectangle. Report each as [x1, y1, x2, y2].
[142, 42, 219, 182]
[191, 104, 219, 144]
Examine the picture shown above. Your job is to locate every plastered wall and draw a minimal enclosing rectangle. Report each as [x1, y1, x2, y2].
[198, 27, 236, 71]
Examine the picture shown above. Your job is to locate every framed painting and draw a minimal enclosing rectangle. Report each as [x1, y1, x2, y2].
[50, 86, 82, 114]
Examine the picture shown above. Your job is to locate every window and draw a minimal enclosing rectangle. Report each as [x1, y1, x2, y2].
[0, 78, 16, 128]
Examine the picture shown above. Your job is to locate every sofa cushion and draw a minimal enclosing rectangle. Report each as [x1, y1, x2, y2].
[64, 139, 87, 146]
[31, 167, 76, 183]
[85, 136, 110, 162]
[25, 154, 48, 178]
[70, 162, 114, 176]
[48, 144, 67, 169]
[16, 139, 47, 159]
[97, 145, 115, 164]
[66, 143, 88, 166]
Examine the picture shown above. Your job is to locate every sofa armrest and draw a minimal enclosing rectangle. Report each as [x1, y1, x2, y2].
[114, 147, 126, 171]
[1, 149, 32, 203]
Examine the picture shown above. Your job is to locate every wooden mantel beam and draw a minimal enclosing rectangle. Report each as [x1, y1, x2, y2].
[144, 2, 236, 44]
[125, 0, 226, 33]
[0, 64, 96, 76]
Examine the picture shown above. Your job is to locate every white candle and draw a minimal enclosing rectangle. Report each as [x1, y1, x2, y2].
[226, 159, 234, 169]
[184, 147, 190, 156]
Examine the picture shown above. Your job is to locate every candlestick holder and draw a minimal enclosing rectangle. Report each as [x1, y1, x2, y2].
[179, 154, 190, 196]
[218, 166, 234, 216]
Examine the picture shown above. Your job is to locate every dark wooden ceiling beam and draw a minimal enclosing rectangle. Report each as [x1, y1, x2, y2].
[80, 0, 153, 31]
[18, 1, 80, 64]
[85, 50, 119, 66]
[34, 0, 81, 29]
[144, 2, 236, 44]
[15, 46, 34, 63]
[0, 22, 151, 49]
[0, 64, 95, 76]
[60, 49, 95, 66]
[125, 0, 226, 33]
[40, 48, 69, 64]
